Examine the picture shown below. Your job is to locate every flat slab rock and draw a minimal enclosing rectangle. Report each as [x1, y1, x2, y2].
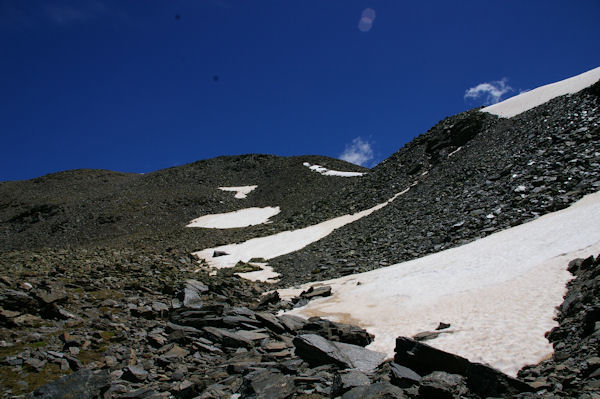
[394, 336, 533, 397]
[293, 333, 386, 373]
[27, 369, 110, 399]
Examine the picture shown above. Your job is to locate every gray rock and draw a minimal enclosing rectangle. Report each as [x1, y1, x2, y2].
[331, 369, 371, 397]
[293, 334, 386, 372]
[341, 381, 406, 399]
[27, 369, 110, 399]
[418, 371, 468, 399]
[203, 326, 253, 348]
[300, 285, 332, 299]
[182, 279, 208, 309]
[242, 370, 295, 399]
[255, 311, 285, 332]
[123, 365, 148, 382]
[394, 336, 532, 397]
[390, 362, 421, 388]
[278, 314, 307, 332]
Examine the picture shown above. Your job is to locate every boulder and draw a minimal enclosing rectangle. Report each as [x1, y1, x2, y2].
[418, 371, 468, 399]
[27, 369, 110, 399]
[394, 336, 532, 397]
[341, 381, 406, 399]
[389, 362, 421, 388]
[293, 334, 386, 373]
[331, 370, 371, 397]
[241, 369, 295, 399]
[181, 279, 208, 309]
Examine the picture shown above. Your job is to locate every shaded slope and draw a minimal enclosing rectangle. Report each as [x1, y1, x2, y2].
[0, 154, 366, 251]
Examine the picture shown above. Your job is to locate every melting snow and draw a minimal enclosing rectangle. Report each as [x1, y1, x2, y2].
[279, 190, 600, 376]
[303, 162, 365, 177]
[218, 185, 257, 199]
[186, 206, 280, 228]
[482, 66, 600, 118]
[192, 187, 413, 279]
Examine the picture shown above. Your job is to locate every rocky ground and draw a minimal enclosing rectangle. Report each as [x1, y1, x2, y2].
[1, 245, 599, 398]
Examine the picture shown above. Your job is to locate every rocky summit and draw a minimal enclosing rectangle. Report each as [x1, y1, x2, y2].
[1, 74, 599, 398]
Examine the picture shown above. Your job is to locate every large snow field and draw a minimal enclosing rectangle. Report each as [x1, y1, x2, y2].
[186, 206, 280, 228]
[278, 190, 600, 376]
[482, 66, 600, 118]
[192, 187, 413, 281]
[218, 185, 257, 199]
[303, 162, 365, 177]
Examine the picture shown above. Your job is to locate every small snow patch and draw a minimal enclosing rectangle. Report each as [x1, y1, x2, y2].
[186, 207, 280, 229]
[303, 162, 365, 177]
[218, 186, 257, 199]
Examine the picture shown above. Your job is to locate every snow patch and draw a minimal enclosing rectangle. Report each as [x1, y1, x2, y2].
[218, 185, 257, 199]
[192, 186, 413, 279]
[236, 263, 280, 283]
[279, 190, 600, 376]
[186, 206, 280, 228]
[482, 66, 600, 118]
[303, 162, 365, 177]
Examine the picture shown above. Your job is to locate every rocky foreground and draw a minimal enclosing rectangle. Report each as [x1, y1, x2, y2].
[1, 247, 599, 398]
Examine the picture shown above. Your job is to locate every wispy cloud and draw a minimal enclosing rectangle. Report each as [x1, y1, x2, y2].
[464, 78, 514, 105]
[339, 137, 374, 166]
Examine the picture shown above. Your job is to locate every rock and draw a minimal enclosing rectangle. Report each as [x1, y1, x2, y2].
[331, 369, 371, 397]
[123, 365, 148, 382]
[257, 291, 280, 309]
[236, 330, 270, 342]
[27, 369, 110, 399]
[293, 334, 386, 372]
[255, 311, 286, 333]
[412, 331, 442, 342]
[213, 251, 228, 257]
[162, 344, 190, 359]
[389, 362, 421, 388]
[278, 314, 307, 332]
[203, 327, 253, 348]
[418, 371, 468, 399]
[435, 322, 451, 330]
[35, 287, 67, 305]
[300, 285, 332, 299]
[182, 279, 208, 309]
[241, 369, 295, 399]
[394, 336, 532, 397]
[341, 381, 405, 399]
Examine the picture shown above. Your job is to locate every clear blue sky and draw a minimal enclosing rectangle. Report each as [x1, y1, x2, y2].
[1, 0, 599, 181]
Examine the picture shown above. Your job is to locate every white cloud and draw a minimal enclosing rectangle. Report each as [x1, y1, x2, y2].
[464, 78, 514, 105]
[339, 137, 374, 166]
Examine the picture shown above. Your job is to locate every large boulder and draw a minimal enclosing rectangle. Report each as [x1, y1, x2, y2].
[293, 334, 386, 373]
[394, 337, 532, 397]
[27, 369, 110, 399]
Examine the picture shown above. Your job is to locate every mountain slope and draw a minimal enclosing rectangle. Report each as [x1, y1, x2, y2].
[0, 155, 367, 251]
[271, 80, 600, 285]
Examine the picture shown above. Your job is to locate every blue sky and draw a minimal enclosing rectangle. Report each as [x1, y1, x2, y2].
[1, 0, 599, 181]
